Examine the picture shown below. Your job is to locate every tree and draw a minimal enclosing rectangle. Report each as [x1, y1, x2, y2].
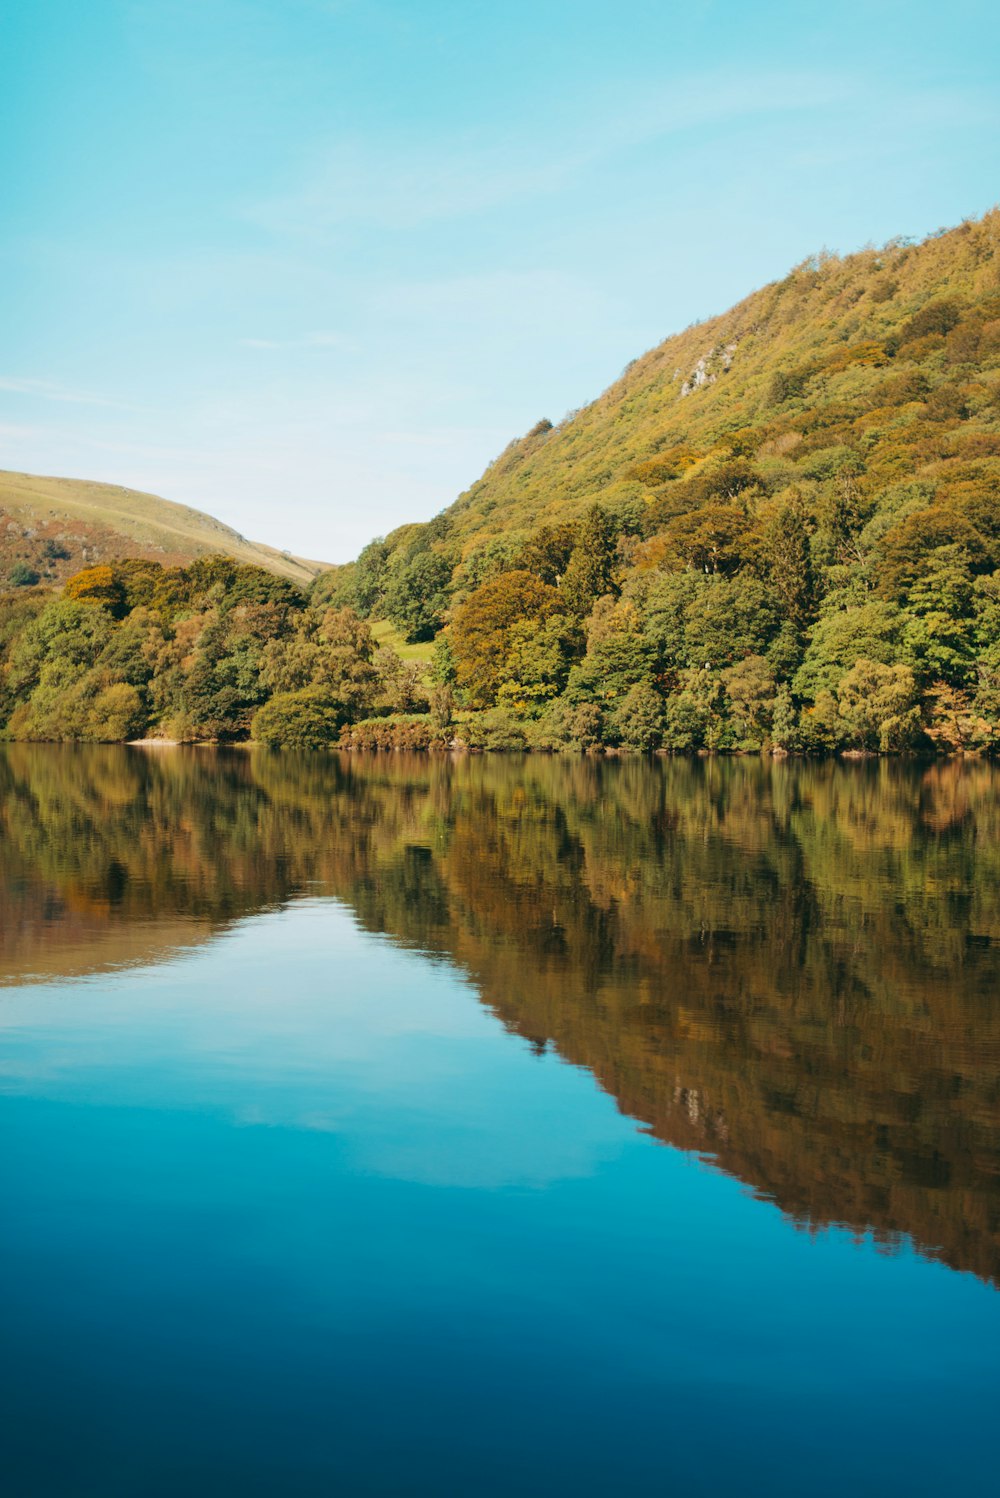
[658, 502, 751, 576]
[64, 565, 127, 616]
[609, 682, 665, 750]
[112, 559, 167, 613]
[496, 614, 581, 717]
[749, 503, 815, 628]
[382, 551, 452, 641]
[721, 656, 777, 747]
[793, 601, 903, 700]
[450, 570, 563, 708]
[352, 539, 389, 616]
[560, 504, 620, 615]
[516, 523, 579, 585]
[835, 659, 922, 750]
[922, 683, 995, 753]
[566, 598, 653, 707]
[877, 510, 987, 602]
[88, 683, 147, 741]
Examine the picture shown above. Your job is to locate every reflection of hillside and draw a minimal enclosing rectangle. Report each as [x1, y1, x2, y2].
[1, 746, 998, 1285]
[0, 746, 299, 983]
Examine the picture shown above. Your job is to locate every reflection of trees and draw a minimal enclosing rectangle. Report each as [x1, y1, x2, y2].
[1, 746, 998, 1284]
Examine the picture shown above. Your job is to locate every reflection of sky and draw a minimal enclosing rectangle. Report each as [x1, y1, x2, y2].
[1, 899, 631, 1190]
[2, 897, 1000, 1495]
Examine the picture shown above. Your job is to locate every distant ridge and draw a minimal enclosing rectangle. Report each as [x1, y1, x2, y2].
[0, 469, 330, 586]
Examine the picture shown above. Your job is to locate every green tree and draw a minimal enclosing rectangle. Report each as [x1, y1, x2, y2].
[450, 570, 563, 708]
[835, 659, 922, 750]
[88, 682, 147, 741]
[721, 655, 777, 747]
[560, 504, 620, 615]
[609, 681, 666, 750]
[382, 551, 452, 641]
[352, 539, 390, 617]
[793, 601, 903, 700]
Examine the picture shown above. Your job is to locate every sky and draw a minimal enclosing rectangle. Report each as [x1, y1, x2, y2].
[1, 1, 998, 563]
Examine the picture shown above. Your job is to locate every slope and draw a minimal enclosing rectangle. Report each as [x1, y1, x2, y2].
[438, 210, 1000, 550]
[0, 469, 330, 587]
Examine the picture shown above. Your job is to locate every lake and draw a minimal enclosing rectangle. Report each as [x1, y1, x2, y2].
[1, 745, 998, 1496]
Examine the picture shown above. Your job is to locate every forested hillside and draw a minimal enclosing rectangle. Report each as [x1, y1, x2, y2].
[319, 211, 1000, 753]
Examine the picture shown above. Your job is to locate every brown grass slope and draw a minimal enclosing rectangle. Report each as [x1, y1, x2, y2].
[0, 469, 330, 586]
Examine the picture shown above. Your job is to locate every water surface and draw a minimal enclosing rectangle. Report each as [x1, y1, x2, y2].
[1, 747, 998, 1495]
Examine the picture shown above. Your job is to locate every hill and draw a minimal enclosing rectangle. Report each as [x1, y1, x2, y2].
[318, 210, 1000, 753]
[0, 469, 329, 587]
[370, 210, 1000, 556]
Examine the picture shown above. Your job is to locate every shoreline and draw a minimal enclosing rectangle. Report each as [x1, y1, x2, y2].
[4, 736, 981, 761]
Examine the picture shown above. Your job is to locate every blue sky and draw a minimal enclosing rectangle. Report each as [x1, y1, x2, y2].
[2, 0, 998, 562]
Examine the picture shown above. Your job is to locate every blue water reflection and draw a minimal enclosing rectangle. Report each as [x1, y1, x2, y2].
[3, 897, 999, 1496]
[2, 747, 1000, 1494]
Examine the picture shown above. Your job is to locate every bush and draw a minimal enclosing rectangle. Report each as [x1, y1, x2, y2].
[339, 714, 448, 750]
[252, 687, 346, 749]
[88, 683, 147, 742]
[458, 707, 528, 750]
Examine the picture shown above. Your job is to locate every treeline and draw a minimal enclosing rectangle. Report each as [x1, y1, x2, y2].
[2, 483, 1000, 753]
[3, 218, 1000, 752]
[0, 555, 437, 746]
[322, 472, 1000, 754]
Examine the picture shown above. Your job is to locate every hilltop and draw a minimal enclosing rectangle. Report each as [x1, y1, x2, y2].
[0, 469, 329, 587]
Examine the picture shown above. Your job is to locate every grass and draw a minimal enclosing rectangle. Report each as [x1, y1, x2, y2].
[370, 619, 436, 686]
[0, 469, 332, 585]
[371, 618, 436, 663]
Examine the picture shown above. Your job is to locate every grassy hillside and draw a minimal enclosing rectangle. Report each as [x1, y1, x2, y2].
[0, 469, 329, 587]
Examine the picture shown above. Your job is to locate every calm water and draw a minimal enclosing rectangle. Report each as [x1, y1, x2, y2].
[1, 747, 999, 1496]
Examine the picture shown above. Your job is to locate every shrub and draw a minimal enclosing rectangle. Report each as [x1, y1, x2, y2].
[339, 714, 448, 750]
[458, 707, 528, 751]
[252, 687, 346, 749]
[88, 683, 147, 742]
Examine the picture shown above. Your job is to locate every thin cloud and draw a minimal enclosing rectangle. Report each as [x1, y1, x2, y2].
[239, 331, 356, 351]
[244, 67, 856, 237]
[0, 375, 134, 410]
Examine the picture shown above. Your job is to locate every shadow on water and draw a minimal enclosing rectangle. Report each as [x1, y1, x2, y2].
[1, 742, 998, 1285]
